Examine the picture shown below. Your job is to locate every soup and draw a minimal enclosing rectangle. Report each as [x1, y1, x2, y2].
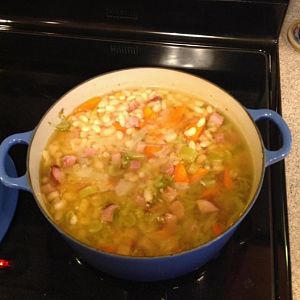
[40, 88, 253, 257]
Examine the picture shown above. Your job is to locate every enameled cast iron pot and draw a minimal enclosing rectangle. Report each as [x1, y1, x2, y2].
[0, 68, 291, 281]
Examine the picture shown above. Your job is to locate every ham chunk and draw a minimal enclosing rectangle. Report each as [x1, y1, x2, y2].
[101, 204, 119, 222]
[163, 187, 177, 202]
[129, 160, 141, 170]
[169, 200, 185, 219]
[197, 199, 219, 213]
[208, 112, 224, 128]
[51, 165, 64, 184]
[62, 155, 77, 167]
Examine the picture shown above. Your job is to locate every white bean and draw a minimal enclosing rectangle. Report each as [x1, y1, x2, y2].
[70, 215, 78, 225]
[47, 191, 59, 201]
[92, 125, 101, 133]
[102, 114, 111, 124]
[102, 127, 115, 137]
[152, 102, 161, 112]
[79, 115, 89, 123]
[116, 131, 124, 140]
[189, 141, 196, 150]
[54, 200, 66, 210]
[144, 189, 153, 202]
[184, 127, 197, 137]
[197, 117, 206, 128]
[106, 105, 115, 112]
[81, 126, 90, 132]
[165, 131, 177, 142]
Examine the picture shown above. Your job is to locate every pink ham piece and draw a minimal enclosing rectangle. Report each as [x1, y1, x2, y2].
[215, 132, 225, 143]
[129, 160, 141, 170]
[84, 147, 97, 157]
[147, 95, 162, 103]
[169, 200, 185, 219]
[126, 116, 140, 128]
[51, 165, 64, 184]
[136, 142, 146, 153]
[197, 199, 219, 213]
[160, 163, 174, 175]
[101, 204, 119, 222]
[135, 195, 146, 209]
[41, 183, 56, 194]
[128, 100, 139, 112]
[164, 213, 177, 226]
[163, 187, 177, 202]
[111, 153, 121, 165]
[208, 112, 224, 128]
[62, 155, 77, 167]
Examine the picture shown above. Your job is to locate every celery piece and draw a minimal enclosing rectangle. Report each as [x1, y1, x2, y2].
[55, 119, 70, 131]
[88, 220, 103, 233]
[154, 175, 173, 189]
[123, 212, 137, 227]
[179, 146, 197, 163]
[108, 165, 123, 177]
[79, 185, 98, 198]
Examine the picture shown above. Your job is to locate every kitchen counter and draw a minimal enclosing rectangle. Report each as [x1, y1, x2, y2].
[279, 0, 300, 299]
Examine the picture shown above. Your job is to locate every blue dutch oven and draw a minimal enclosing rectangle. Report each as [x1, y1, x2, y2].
[0, 68, 291, 281]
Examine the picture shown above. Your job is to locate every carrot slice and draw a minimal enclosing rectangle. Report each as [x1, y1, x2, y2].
[113, 121, 127, 133]
[189, 168, 209, 183]
[73, 96, 101, 113]
[168, 106, 186, 123]
[174, 163, 189, 183]
[144, 145, 162, 157]
[223, 169, 233, 190]
[212, 223, 223, 236]
[143, 106, 157, 120]
[201, 186, 219, 199]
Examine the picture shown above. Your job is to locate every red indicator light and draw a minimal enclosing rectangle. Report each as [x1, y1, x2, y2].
[0, 259, 10, 268]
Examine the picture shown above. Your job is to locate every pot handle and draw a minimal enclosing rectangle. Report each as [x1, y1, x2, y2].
[247, 109, 291, 167]
[0, 130, 33, 192]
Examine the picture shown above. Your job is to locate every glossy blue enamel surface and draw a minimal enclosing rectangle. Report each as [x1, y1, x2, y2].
[247, 109, 292, 167]
[0, 131, 33, 192]
[0, 155, 19, 243]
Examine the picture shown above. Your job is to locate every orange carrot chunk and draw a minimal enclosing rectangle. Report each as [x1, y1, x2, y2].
[201, 186, 219, 199]
[174, 163, 189, 183]
[189, 168, 209, 183]
[74, 96, 101, 113]
[113, 121, 127, 133]
[143, 106, 156, 120]
[212, 223, 223, 236]
[223, 169, 233, 190]
[144, 145, 162, 157]
[167, 106, 186, 124]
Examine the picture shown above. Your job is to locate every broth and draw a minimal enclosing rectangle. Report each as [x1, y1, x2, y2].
[39, 87, 253, 256]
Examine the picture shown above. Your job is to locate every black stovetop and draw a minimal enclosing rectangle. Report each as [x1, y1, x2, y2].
[0, 21, 291, 300]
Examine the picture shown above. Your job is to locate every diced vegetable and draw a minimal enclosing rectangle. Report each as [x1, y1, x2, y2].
[178, 145, 198, 163]
[56, 119, 70, 132]
[223, 169, 233, 190]
[197, 200, 219, 213]
[143, 106, 156, 120]
[154, 175, 173, 189]
[144, 145, 162, 157]
[79, 185, 98, 198]
[74, 96, 101, 113]
[174, 163, 189, 183]
[101, 204, 119, 222]
[190, 168, 209, 183]
[169, 200, 185, 219]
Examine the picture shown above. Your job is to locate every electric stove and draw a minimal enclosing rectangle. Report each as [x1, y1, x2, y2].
[0, 1, 291, 299]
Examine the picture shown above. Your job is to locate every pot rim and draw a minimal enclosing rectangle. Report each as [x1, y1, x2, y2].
[27, 67, 266, 260]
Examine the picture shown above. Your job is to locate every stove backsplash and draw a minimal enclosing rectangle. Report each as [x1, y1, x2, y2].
[0, 0, 289, 40]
